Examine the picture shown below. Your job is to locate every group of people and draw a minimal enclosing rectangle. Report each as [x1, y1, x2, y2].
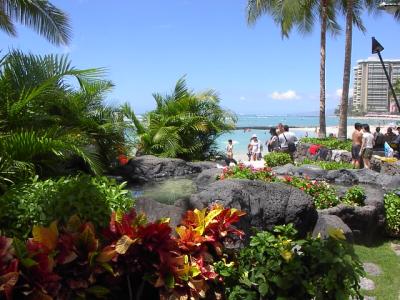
[242, 123, 298, 162]
[351, 123, 400, 169]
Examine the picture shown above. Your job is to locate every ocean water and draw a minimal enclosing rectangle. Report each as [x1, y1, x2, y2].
[216, 115, 399, 155]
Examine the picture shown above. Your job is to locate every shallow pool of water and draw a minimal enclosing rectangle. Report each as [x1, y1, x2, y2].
[129, 177, 197, 205]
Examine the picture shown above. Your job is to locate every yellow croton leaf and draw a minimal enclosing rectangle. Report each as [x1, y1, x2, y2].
[32, 221, 58, 251]
[327, 227, 346, 241]
[280, 250, 293, 262]
[96, 246, 117, 263]
[115, 235, 137, 254]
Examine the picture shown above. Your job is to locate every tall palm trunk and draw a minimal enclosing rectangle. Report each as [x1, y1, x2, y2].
[319, 0, 328, 138]
[338, 0, 353, 140]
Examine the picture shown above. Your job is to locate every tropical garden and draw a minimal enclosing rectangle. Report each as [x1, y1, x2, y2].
[0, 0, 399, 299]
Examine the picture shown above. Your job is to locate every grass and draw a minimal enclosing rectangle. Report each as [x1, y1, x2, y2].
[354, 241, 400, 299]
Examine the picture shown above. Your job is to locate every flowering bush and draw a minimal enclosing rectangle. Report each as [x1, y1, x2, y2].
[216, 224, 364, 300]
[282, 176, 339, 209]
[217, 164, 276, 182]
[0, 205, 245, 299]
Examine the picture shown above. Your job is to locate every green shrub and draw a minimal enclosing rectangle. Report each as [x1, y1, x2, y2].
[384, 191, 400, 237]
[301, 137, 352, 151]
[264, 152, 292, 167]
[216, 224, 364, 300]
[300, 158, 353, 170]
[0, 175, 133, 238]
[342, 186, 366, 206]
[282, 176, 339, 209]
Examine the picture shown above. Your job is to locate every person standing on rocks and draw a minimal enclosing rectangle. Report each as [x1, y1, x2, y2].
[360, 124, 374, 169]
[351, 123, 363, 169]
[226, 139, 233, 160]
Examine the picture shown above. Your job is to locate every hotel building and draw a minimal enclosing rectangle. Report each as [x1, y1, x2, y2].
[352, 58, 400, 114]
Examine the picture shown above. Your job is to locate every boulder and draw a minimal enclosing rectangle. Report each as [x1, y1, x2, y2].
[294, 165, 328, 179]
[134, 198, 186, 229]
[272, 164, 296, 176]
[189, 179, 318, 238]
[326, 169, 358, 185]
[194, 168, 222, 191]
[119, 155, 208, 183]
[312, 214, 353, 242]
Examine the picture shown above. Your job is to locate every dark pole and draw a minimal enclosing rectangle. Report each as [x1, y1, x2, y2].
[372, 37, 400, 113]
[376, 52, 400, 113]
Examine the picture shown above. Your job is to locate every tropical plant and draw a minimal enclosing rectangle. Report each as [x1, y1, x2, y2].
[247, 0, 340, 138]
[0, 50, 132, 190]
[0, 205, 245, 299]
[216, 224, 364, 299]
[0, 0, 71, 45]
[383, 190, 400, 237]
[342, 185, 366, 206]
[217, 164, 276, 182]
[126, 77, 236, 160]
[264, 152, 292, 167]
[0, 175, 134, 239]
[301, 137, 352, 151]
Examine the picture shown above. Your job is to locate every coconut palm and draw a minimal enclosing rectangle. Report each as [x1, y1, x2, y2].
[247, 0, 339, 138]
[0, 0, 71, 45]
[125, 77, 236, 160]
[0, 50, 130, 190]
[337, 0, 383, 140]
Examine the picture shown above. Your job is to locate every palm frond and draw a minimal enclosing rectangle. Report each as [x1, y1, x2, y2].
[3, 0, 71, 45]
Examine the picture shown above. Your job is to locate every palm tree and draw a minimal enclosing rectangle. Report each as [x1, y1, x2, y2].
[0, 50, 131, 190]
[124, 77, 236, 160]
[0, 0, 71, 45]
[247, 0, 339, 138]
[337, 0, 382, 140]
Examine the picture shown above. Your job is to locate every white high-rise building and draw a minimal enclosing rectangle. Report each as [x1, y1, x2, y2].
[353, 58, 400, 114]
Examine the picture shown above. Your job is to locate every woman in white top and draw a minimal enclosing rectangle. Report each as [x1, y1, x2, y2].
[360, 124, 374, 169]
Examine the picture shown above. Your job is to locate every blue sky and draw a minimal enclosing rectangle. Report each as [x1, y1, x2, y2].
[1, 0, 399, 114]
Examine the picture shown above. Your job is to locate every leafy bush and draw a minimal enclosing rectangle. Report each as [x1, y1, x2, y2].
[300, 158, 353, 170]
[301, 137, 352, 151]
[264, 152, 292, 167]
[216, 224, 364, 300]
[0, 175, 133, 238]
[217, 164, 276, 182]
[384, 191, 400, 237]
[0, 205, 245, 299]
[282, 176, 339, 209]
[342, 186, 366, 206]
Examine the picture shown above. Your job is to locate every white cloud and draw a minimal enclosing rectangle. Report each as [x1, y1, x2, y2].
[335, 88, 353, 98]
[239, 96, 246, 101]
[270, 90, 301, 100]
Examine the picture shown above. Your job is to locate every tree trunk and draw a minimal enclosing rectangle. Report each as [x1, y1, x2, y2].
[338, 0, 353, 141]
[319, 0, 327, 138]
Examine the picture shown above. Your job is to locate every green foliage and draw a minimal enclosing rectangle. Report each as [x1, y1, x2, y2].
[384, 190, 400, 237]
[0, 175, 133, 239]
[0, 50, 133, 191]
[126, 77, 236, 160]
[264, 152, 292, 167]
[300, 158, 354, 170]
[217, 164, 276, 182]
[342, 186, 366, 206]
[300, 137, 352, 151]
[0, 0, 71, 45]
[216, 224, 364, 300]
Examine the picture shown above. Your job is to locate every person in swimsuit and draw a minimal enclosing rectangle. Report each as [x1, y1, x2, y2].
[351, 123, 363, 169]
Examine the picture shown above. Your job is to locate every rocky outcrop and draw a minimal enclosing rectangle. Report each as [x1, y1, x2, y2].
[312, 214, 353, 243]
[194, 168, 221, 191]
[134, 197, 186, 229]
[189, 179, 318, 238]
[118, 155, 218, 183]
